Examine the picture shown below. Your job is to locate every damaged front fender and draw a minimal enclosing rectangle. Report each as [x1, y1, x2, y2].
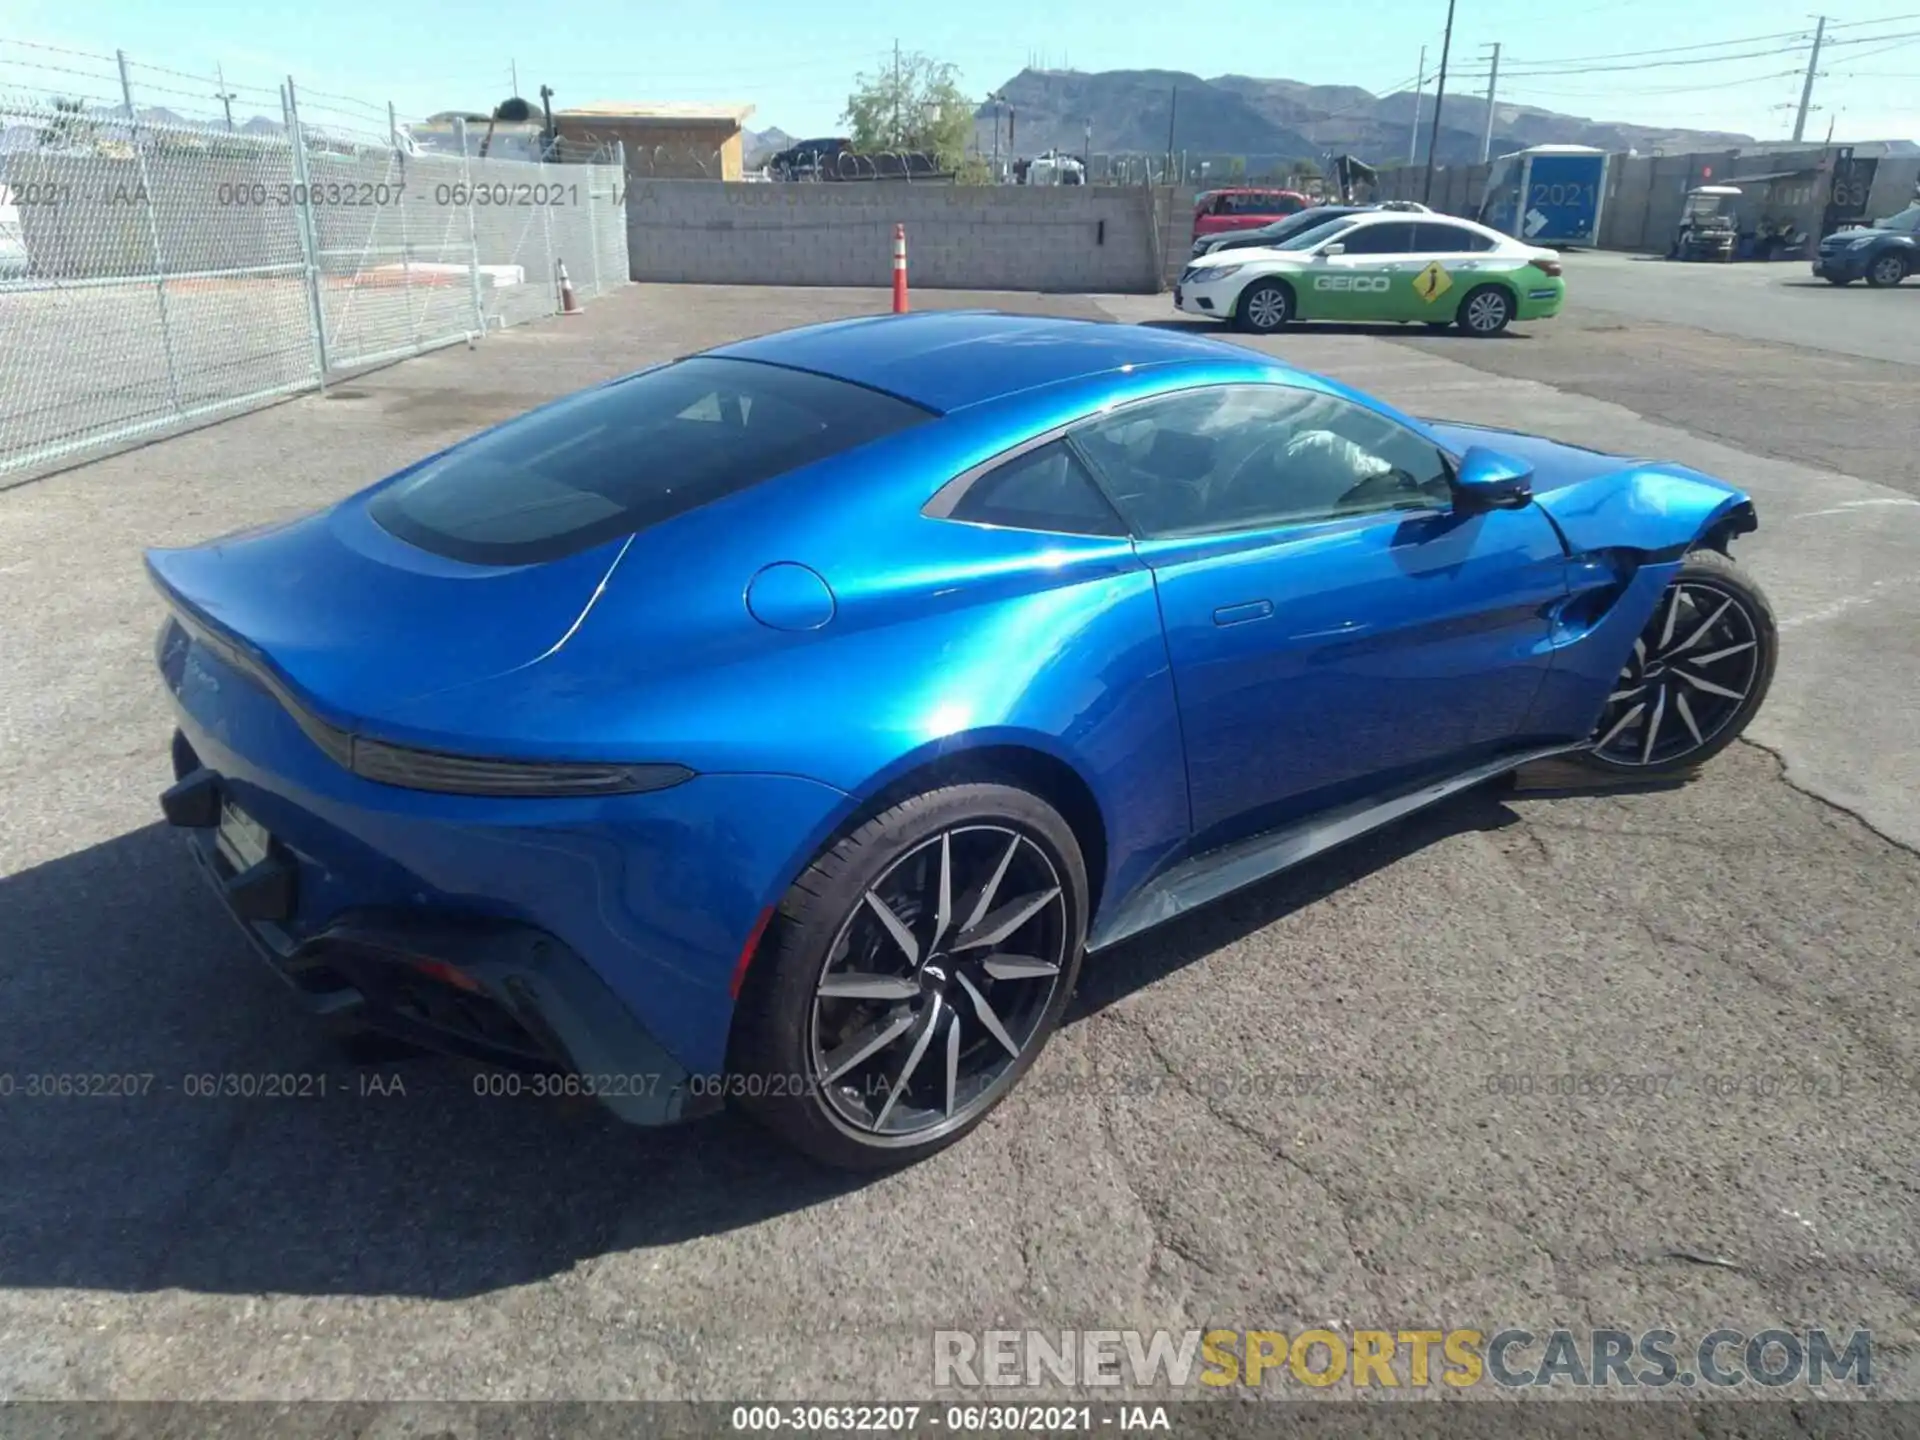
[1533, 463, 1756, 561]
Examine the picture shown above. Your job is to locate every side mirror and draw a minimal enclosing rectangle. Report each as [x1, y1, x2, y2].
[1319, 242, 1346, 257]
[1452, 445, 1534, 511]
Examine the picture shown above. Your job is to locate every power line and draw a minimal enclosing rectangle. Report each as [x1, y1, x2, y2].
[1494, 41, 1814, 77]
[1495, 68, 1801, 99]
[1495, 20, 1920, 77]
[1825, 9, 1920, 26]
[1487, 27, 1810, 67]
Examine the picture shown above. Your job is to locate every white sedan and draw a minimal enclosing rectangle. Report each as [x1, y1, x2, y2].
[1175, 212, 1567, 337]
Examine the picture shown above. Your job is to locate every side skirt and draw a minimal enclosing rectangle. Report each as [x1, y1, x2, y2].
[1086, 742, 1586, 953]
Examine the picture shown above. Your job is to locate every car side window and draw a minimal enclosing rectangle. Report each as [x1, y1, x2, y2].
[1335, 222, 1417, 255]
[1073, 386, 1454, 540]
[944, 439, 1130, 536]
[1415, 222, 1497, 253]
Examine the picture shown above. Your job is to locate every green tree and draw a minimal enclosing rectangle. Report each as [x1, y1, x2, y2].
[842, 51, 975, 169]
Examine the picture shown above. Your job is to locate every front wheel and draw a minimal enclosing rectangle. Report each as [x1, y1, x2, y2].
[1456, 285, 1513, 337]
[1236, 278, 1293, 334]
[1578, 548, 1777, 776]
[1867, 252, 1909, 288]
[730, 782, 1087, 1169]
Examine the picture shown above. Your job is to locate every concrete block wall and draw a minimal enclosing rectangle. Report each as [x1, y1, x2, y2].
[626, 180, 1166, 292]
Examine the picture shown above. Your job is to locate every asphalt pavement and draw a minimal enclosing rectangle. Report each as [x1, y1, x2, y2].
[1, 277, 1917, 1404]
[1553, 248, 1920, 368]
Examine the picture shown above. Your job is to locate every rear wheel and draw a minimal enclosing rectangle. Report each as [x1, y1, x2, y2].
[1236, 279, 1293, 334]
[1867, 252, 1909, 288]
[1456, 285, 1513, 337]
[731, 782, 1086, 1170]
[1577, 548, 1777, 777]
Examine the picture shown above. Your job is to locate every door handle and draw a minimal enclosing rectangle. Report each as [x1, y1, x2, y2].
[1213, 600, 1274, 627]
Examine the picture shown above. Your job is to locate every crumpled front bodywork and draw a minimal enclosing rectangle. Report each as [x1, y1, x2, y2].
[1427, 421, 1759, 741]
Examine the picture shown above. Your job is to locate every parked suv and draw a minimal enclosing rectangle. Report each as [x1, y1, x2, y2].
[1813, 202, 1919, 287]
[1191, 187, 1312, 244]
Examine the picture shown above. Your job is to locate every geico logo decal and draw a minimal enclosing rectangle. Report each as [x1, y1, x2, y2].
[1312, 275, 1390, 292]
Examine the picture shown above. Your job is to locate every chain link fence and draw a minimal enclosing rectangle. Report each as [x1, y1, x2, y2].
[0, 41, 629, 481]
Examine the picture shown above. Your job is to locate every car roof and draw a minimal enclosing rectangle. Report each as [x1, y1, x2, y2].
[1340, 211, 1509, 242]
[710, 312, 1257, 413]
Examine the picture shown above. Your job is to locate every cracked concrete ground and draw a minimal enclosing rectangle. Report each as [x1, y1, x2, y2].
[1, 280, 1916, 1404]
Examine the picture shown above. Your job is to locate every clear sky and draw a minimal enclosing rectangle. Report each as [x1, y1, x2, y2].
[5, 0, 1917, 145]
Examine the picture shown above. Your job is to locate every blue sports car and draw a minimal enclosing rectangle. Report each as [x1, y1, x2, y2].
[150, 313, 1777, 1168]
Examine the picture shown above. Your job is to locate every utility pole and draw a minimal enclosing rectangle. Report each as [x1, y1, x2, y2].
[893, 40, 902, 147]
[1166, 85, 1178, 184]
[215, 62, 236, 131]
[1422, 0, 1458, 204]
[1409, 45, 1426, 164]
[1479, 43, 1501, 163]
[1792, 15, 1827, 143]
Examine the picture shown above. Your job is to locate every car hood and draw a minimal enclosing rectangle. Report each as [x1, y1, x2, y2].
[1830, 227, 1907, 243]
[1424, 419, 1752, 557]
[1189, 248, 1302, 272]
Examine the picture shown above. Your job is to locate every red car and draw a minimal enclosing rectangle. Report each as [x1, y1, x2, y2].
[1191, 187, 1312, 242]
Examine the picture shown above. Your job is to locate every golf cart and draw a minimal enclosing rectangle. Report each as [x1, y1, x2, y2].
[1671, 185, 1741, 262]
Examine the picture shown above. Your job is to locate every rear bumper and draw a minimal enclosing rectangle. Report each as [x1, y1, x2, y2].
[156, 615, 853, 1100]
[1514, 287, 1565, 320]
[164, 746, 718, 1125]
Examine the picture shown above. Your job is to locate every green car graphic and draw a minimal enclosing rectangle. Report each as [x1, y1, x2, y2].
[1175, 212, 1566, 337]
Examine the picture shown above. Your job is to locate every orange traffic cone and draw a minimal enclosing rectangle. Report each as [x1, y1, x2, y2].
[558, 260, 581, 316]
[891, 224, 908, 313]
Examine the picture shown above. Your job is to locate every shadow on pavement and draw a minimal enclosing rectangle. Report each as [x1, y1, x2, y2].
[1142, 318, 1532, 341]
[1, 773, 1644, 1300]
[0, 823, 866, 1300]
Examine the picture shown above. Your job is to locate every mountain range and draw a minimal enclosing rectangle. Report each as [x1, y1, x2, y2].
[968, 67, 1754, 165]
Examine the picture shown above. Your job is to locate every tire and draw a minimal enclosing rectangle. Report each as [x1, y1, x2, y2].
[731, 782, 1088, 1170]
[1866, 252, 1909, 288]
[1456, 285, 1513, 337]
[1236, 278, 1293, 334]
[1577, 547, 1778, 777]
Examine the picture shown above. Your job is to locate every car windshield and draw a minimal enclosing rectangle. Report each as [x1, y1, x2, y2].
[1878, 204, 1920, 232]
[368, 357, 931, 566]
[1275, 217, 1360, 252]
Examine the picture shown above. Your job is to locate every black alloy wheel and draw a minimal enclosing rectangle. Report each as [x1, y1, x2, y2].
[1580, 548, 1777, 775]
[732, 783, 1086, 1169]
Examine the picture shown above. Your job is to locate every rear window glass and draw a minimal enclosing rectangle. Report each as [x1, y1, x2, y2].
[368, 357, 931, 565]
[948, 440, 1129, 536]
